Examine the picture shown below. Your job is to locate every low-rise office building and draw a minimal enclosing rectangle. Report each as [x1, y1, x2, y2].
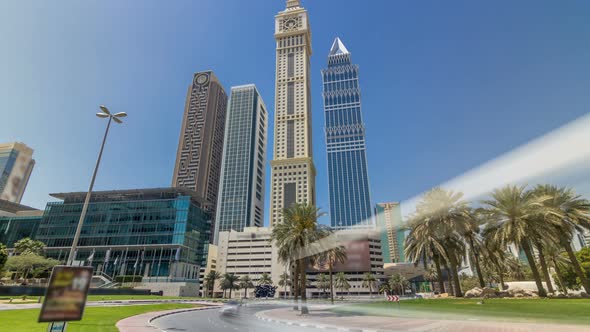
[34, 188, 212, 296]
[0, 200, 42, 247]
[215, 227, 285, 298]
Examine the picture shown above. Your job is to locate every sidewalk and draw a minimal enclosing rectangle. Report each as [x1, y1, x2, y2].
[116, 303, 221, 332]
[0, 299, 220, 311]
[256, 307, 590, 332]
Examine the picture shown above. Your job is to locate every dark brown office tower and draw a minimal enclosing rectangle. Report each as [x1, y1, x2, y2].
[172, 70, 228, 234]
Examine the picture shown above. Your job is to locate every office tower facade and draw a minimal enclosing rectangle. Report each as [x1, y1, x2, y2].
[322, 38, 373, 229]
[0, 142, 35, 204]
[270, 0, 316, 226]
[375, 202, 406, 263]
[172, 71, 228, 231]
[214, 85, 268, 243]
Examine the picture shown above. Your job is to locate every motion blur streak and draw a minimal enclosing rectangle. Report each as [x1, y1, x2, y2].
[297, 112, 590, 259]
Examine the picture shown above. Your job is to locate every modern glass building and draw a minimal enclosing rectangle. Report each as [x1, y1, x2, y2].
[322, 38, 373, 229]
[214, 85, 267, 243]
[0, 213, 42, 247]
[0, 142, 35, 204]
[375, 202, 406, 263]
[35, 188, 212, 280]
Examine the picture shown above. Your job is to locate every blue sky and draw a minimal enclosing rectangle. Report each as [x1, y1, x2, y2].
[1, 0, 589, 225]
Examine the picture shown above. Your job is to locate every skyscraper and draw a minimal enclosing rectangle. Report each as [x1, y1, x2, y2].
[322, 38, 372, 229]
[214, 85, 268, 243]
[0, 142, 35, 204]
[173, 70, 228, 231]
[269, 0, 316, 226]
[375, 202, 406, 263]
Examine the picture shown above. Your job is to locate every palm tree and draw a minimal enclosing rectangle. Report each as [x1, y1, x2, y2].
[389, 273, 409, 296]
[278, 272, 291, 299]
[315, 273, 329, 298]
[239, 275, 254, 299]
[203, 270, 220, 298]
[544, 243, 571, 294]
[221, 273, 240, 299]
[378, 282, 390, 296]
[258, 273, 273, 286]
[481, 185, 554, 297]
[319, 245, 347, 304]
[361, 272, 377, 297]
[405, 188, 470, 297]
[270, 203, 327, 314]
[533, 185, 590, 293]
[334, 272, 350, 299]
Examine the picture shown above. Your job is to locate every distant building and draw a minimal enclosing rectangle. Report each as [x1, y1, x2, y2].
[0, 142, 35, 204]
[172, 71, 228, 238]
[322, 38, 372, 229]
[269, 0, 317, 227]
[307, 228, 384, 297]
[34, 188, 212, 296]
[375, 202, 406, 263]
[0, 200, 42, 247]
[214, 85, 268, 243]
[215, 227, 285, 298]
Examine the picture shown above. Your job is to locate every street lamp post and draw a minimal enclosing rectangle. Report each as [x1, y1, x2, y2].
[66, 105, 127, 266]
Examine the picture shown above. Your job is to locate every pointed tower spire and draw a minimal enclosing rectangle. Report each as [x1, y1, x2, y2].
[329, 37, 349, 56]
[286, 0, 301, 9]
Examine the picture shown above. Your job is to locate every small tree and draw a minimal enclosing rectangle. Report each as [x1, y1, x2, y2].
[203, 270, 220, 297]
[258, 272, 273, 286]
[5, 254, 58, 280]
[278, 272, 291, 298]
[361, 272, 377, 297]
[0, 243, 8, 272]
[14, 238, 45, 256]
[334, 272, 350, 299]
[389, 273, 410, 295]
[221, 273, 240, 299]
[378, 282, 390, 296]
[315, 273, 329, 298]
[239, 275, 254, 299]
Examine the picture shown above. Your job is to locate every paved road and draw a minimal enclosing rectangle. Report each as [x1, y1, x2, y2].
[152, 304, 323, 332]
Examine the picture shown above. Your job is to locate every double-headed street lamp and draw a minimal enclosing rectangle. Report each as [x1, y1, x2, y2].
[66, 105, 127, 266]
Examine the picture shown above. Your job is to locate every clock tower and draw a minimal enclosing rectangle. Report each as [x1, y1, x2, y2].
[269, 0, 316, 226]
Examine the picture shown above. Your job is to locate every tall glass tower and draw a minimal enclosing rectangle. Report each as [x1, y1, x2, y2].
[322, 38, 372, 229]
[0, 142, 35, 204]
[214, 85, 267, 243]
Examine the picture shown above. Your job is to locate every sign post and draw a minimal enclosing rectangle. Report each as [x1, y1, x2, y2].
[39, 265, 93, 331]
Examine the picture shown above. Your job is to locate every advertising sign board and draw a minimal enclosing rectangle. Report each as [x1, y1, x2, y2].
[38, 266, 93, 323]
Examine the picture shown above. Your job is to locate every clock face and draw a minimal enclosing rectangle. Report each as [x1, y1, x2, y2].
[195, 74, 209, 85]
[284, 18, 298, 31]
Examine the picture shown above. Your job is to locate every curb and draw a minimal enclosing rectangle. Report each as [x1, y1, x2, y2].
[148, 303, 222, 324]
[254, 309, 380, 332]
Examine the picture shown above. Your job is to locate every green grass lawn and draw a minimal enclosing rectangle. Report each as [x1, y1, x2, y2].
[333, 298, 590, 325]
[1, 303, 198, 332]
[1, 295, 219, 303]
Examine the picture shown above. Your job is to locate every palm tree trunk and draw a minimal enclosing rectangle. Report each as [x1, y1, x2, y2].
[369, 284, 373, 297]
[433, 257, 445, 293]
[293, 262, 299, 310]
[521, 240, 547, 297]
[534, 241, 554, 294]
[498, 267, 506, 291]
[447, 256, 463, 297]
[444, 262, 455, 295]
[552, 257, 568, 295]
[299, 258, 309, 314]
[329, 266, 334, 305]
[560, 236, 590, 293]
[229, 287, 233, 299]
[468, 237, 485, 288]
[244, 287, 247, 299]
